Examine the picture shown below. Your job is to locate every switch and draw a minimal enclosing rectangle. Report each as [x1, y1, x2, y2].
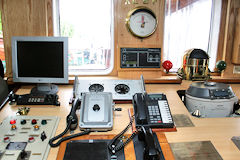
[11, 125, 17, 130]
[3, 137, 10, 143]
[93, 104, 100, 111]
[28, 137, 35, 143]
[21, 119, 27, 125]
[31, 119, 37, 125]
[41, 120, 47, 125]
[40, 131, 47, 141]
[33, 125, 40, 131]
[10, 119, 16, 125]
[20, 150, 28, 159]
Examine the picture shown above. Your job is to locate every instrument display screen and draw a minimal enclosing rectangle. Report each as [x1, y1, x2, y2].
[120, 48, 161, 68]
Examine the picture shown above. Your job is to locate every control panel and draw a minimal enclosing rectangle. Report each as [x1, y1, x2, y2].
[10, 94, 60, 106]
[74, 79, 144, 101]
[120, 48, 161, 68]
[147, 94, 174, 128]
[0, 116, 59, 160]
[209, 89, 234, 99]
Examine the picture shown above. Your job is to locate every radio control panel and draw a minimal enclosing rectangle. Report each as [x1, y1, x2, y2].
[120, 48, 161, 68]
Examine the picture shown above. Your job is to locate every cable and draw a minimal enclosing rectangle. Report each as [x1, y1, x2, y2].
[49, 122, 71, 147]
[108, 115, 137, 153]
[49, 98, 91, 147]
[49, 117, 91, 147]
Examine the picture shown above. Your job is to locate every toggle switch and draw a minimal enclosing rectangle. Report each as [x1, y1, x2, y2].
[40, 131, 47, 141]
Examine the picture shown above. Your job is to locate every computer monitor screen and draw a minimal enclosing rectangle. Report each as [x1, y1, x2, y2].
[12, 36, 68, 94]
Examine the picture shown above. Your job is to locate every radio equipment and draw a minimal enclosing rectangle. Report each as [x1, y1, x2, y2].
[120, 48, 161, 68]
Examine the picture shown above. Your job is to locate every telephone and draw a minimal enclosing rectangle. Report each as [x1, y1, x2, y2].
[133, 92, 174, 129]
[133, 92, 173, 160]
[138, 126, 162, 160]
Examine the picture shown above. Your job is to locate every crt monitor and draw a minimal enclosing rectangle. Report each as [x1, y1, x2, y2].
[12, 36, 68, 95]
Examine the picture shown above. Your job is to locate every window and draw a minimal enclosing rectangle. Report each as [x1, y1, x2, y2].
[164, 0, 221, 71]
[0, 12, 5, 74]
[56, 0, 114, 75]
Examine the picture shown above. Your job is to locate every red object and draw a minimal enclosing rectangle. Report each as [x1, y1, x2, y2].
[31, 119, 37, 125]
[28, 137, 35, 143]
[4, 137, 9, 141]
[4, 137, 10, 143]
[162, 60, 173, 72]
[10, 119, 16, 125]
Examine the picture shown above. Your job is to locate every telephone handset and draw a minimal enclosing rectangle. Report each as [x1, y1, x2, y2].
[133, 93, 174, 129]
[133, 93, 148, 125]
[133, 92, 173, 160]
[139, 126, 161, 160]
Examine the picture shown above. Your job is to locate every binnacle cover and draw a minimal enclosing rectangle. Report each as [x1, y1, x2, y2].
[79, 92, 114, 131]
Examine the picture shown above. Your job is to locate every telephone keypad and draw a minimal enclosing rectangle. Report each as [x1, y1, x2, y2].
[148, 105, 162, 124]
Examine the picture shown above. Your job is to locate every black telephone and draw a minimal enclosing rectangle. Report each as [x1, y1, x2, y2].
[133, 93, 174, 129]
[133, 92, 174, 160]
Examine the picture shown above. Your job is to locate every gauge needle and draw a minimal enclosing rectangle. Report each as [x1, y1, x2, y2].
[141, 15, 145, 28]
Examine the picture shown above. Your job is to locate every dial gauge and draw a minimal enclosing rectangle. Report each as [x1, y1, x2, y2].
[115, 84, 130, 94]
[89, 84, 104, 92]
[126, 6, 158, 38]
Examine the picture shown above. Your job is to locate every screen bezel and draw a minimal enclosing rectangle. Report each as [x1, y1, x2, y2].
[12, 36, 68, 84]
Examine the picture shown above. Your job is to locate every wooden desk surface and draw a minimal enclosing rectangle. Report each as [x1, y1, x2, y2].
[1, 81, 240, 160]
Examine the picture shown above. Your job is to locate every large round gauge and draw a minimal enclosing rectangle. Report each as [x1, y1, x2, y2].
[89, 84, 104, 92]
[126, 6, 158, 38]
[115, 84, 130, 94]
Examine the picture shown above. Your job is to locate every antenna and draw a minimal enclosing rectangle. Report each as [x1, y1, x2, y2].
[73, 76, 79, 99]
[140, 75, 147, 94]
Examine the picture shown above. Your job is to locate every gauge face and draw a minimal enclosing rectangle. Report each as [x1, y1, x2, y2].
[115, 84, 130, 94]
[126, 7, 157, 38]
[89, 84, 104, 92]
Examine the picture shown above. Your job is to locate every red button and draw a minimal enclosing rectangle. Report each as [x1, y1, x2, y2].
[3, 137, 9, 141]
[4, 137, 9, 140]
[157, 120, 162, 123]
[4, 137, 10, 142]
[31, 119, 37, 125]
[28, 137, 35, 143]
[10, 119, 16, 125]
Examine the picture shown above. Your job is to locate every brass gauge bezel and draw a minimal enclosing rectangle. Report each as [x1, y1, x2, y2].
[126, 6, 158, 38]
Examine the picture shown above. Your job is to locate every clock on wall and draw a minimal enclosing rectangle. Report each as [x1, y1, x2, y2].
[126, 6, 158, 38]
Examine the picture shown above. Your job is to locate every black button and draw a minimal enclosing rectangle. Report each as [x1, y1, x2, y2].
[93, 104, 100, 111]
[21, 120, 26, 125]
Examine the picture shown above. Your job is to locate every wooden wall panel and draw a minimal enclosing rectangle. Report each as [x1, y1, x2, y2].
[47, 0, 54, 36]
[0, 0, 50, 78]
[221, 0, 240, 78]
[116, 0, 165, 79]
[216, 0, 228, 69]
[232, 8, 240, 64]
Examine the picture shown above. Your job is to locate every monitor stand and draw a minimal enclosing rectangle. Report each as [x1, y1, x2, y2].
[30, 83, 58, 95]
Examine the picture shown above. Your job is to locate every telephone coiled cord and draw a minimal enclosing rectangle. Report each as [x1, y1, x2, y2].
[49, 117, 91, 148]
[108, 115, 137, 153]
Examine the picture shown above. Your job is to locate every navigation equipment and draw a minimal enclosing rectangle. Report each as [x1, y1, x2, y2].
[12, 36, 68, 95]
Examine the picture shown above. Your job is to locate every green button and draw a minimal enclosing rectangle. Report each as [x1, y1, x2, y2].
[41, 120, 47, 125]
